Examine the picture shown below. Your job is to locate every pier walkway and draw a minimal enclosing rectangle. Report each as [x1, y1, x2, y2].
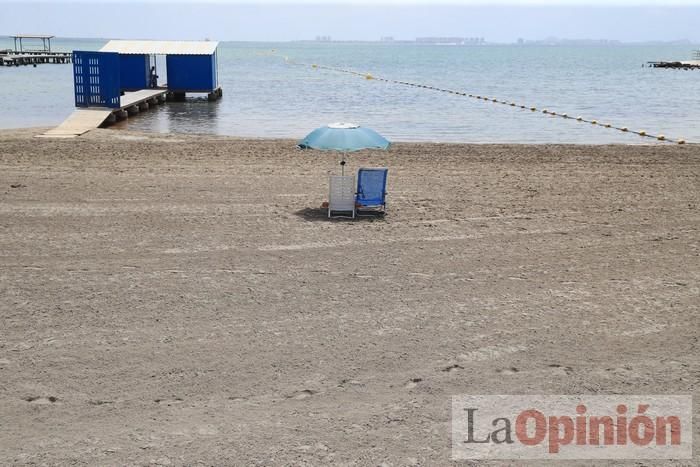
[2, 35, 71, 66]
[41, 89, 167, 138]
[649, 60, 700, 70]
[0, 51, 72, 66]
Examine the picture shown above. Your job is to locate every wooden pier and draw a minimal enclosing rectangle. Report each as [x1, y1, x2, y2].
[648, 60, 700, 70]
[39, 40, 224, 138]
[0, 50, 72, 66]
[2, 34, 71, 66]
[40, 89, 169, 138]
[649, 50, 700, 70]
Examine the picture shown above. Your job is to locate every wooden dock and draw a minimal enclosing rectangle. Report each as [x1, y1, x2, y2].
[649, 60, 700, 70]
[649, 51, 700, 70]
[0, 50, 72, 66]
[40, 89, 168, 138]
[2, 35, 70, 66]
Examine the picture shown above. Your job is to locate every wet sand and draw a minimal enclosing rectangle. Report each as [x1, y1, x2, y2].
[0, 128, 698, 465]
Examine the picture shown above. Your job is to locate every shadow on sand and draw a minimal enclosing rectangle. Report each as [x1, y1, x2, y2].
[294, 207, 386, 222]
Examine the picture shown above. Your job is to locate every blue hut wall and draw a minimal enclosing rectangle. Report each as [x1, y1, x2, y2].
[166, 53, 218, 92]
[119, 54, 149, 91]
[73, 51, 121, 108]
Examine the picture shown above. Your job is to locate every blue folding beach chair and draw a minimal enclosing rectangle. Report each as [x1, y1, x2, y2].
[356, 168, 388, 215]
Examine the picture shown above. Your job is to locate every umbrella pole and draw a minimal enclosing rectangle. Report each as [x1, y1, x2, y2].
[340, 152, 346, 176]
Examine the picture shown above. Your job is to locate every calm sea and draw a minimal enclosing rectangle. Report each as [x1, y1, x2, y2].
[1, 38, 698, 144]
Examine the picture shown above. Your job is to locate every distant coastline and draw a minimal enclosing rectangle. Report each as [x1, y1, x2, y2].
[3, 36, 697, 47]
[292, 38, 699, 47]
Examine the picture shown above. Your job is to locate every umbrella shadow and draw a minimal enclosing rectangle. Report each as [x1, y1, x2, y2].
[294, 207, 386, 222]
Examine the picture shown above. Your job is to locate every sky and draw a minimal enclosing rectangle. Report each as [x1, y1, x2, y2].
[1, 2, 700, 42]
[3, 0, 699, 3]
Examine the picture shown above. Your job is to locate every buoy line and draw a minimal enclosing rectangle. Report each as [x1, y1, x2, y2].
[279, 54, 688, 145]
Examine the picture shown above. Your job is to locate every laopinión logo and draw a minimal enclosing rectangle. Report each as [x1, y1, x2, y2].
[452, 395, 692, 460]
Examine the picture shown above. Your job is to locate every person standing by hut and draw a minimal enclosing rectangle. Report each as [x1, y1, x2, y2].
[149, 66, 159, 88]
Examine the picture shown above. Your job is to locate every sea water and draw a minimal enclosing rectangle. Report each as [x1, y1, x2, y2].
[1, 38, 698, 144]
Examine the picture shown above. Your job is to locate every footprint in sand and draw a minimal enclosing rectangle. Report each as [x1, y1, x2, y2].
[24, 396, 58, 404]
[154, 397, 184, 406]
[338, 379, 364, 388]
[405, 378, 422, 389]
[288, 389, 316, 400]
[227, 396, 248, 402]
[442, 364, 464, 373]
[548, 364, 574, 375]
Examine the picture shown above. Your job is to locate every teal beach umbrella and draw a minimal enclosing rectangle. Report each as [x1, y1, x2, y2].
[298, 123, 391, 174]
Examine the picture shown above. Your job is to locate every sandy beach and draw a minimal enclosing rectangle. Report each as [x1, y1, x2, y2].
[0, 128, 698, 465]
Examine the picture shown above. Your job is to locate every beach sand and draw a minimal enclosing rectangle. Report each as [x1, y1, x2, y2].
[0, 128, 698, 465]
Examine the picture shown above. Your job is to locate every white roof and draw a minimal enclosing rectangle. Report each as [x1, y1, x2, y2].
[12, 34, 55, 39]
[100, 40, 218, 55]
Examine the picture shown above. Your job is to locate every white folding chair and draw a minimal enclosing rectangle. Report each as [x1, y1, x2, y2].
[328, 175, 356, 218]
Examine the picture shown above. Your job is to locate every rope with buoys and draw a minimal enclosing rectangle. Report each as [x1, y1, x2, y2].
[279, 53, 688, 145]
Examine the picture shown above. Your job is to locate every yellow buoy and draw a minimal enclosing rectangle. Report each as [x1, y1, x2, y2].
[678, 140, 686, 145]
[561, 113, 568, 118]
[591, 120, 598, 125]
[621, 127, 628, 132]
[639, 130, 647, 136]
[312, 64, 318, 69]
[365, 74, 373, 80]
[542, 109, 549, 114]
[604, 123, 611, 128]
[657, 135, 665, 141]
[576, 116, 583, 121]
[530, 107, 537, 111]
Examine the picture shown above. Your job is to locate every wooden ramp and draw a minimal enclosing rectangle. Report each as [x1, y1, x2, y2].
[40, 109, 113, 138]
[40, 89, 168, 138]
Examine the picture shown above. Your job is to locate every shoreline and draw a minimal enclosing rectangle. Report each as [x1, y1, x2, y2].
[2, 127, 693, 147]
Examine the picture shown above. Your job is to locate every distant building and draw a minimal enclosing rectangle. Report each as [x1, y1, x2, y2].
[415, 37, 485, 45]
[315, 36, 332, 42]
[520, 37, 622, 46]
[380, 36, 395, 42]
